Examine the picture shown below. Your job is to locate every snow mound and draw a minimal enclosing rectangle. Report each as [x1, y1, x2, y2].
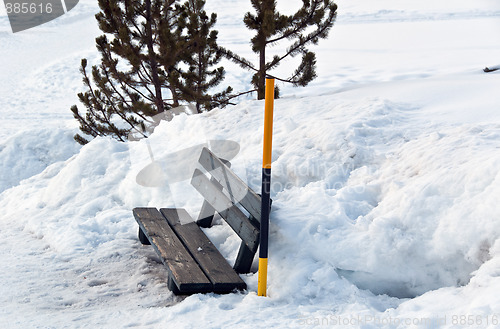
[0, 128, 80, 193]
[1, 70, 500, 327]
[2, 0, 500, 326]
[3, 80, 500, 302]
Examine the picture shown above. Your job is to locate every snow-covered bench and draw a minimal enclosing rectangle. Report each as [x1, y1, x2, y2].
[133, 147, 263, 294]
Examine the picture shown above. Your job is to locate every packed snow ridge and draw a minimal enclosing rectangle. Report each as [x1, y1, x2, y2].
[1, 0, 500, 328]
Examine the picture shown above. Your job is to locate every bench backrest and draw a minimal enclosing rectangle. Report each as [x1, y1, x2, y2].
[197, 147, 262, 221]
[190, 147, 262, 273]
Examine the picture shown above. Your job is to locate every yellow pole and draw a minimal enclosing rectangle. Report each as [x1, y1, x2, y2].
[262, 79, 275, 169]
[258, 78, 275, 297]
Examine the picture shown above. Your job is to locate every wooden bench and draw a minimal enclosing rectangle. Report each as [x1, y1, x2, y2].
[133, 147, 265, 295]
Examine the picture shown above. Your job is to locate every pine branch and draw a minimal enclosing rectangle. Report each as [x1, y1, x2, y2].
[220, 47, 258, 72]
[99, 66, 149, 138]
[71, 104, 101, 138]
[267, 6, 336, 72]
[222, 89, 258, 104]
[266, 0, 321, 44]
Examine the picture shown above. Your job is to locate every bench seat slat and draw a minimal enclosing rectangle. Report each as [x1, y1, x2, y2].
[160, 208, 246, 293]
[133, 207, 212, 293]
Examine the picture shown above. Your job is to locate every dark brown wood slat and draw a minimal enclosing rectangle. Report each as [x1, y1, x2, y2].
[233, 214, 262, 273]
[191, 169, 260, 253]
[198, 147, 262, 224]
[133, 207, 212, 294]
[160, 208, 246, 293]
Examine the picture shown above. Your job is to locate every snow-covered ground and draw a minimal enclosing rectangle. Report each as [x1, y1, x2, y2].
[1, 0, 500, 328]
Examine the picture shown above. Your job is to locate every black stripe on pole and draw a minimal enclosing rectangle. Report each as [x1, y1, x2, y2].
[259, 167, 272, 259]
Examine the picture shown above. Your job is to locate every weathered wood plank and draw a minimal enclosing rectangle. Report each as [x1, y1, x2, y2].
[160, 208, 246, 293]
[233, 214, 261, 273]
[191, 169, 260, 253]
[133, 207, 212, 294]
[198, 147, 262, 224]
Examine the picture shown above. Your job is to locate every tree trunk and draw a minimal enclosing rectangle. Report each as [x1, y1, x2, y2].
[145, 0, 165, 114]
[257, 43, 266, 100]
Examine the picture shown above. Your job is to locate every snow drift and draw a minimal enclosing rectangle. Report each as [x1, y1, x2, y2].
[1, 0, 500, 327]
[2, 69, 500, 327]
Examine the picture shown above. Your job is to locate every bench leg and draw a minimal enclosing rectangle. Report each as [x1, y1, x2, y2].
[168, 276, 181, 295]
[196, 199, 216, 228]
[138, 227, 151, 245]
[233, 241, 256, 274]
[196, 177, 222, 228]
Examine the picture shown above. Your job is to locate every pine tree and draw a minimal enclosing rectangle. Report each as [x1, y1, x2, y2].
[179, 0, 233, 113]
[223, 0, 337, 99]
[71, 0, 230, 144]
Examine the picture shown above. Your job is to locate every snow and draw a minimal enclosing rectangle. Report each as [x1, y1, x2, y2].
[1, 0, 500, 328]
